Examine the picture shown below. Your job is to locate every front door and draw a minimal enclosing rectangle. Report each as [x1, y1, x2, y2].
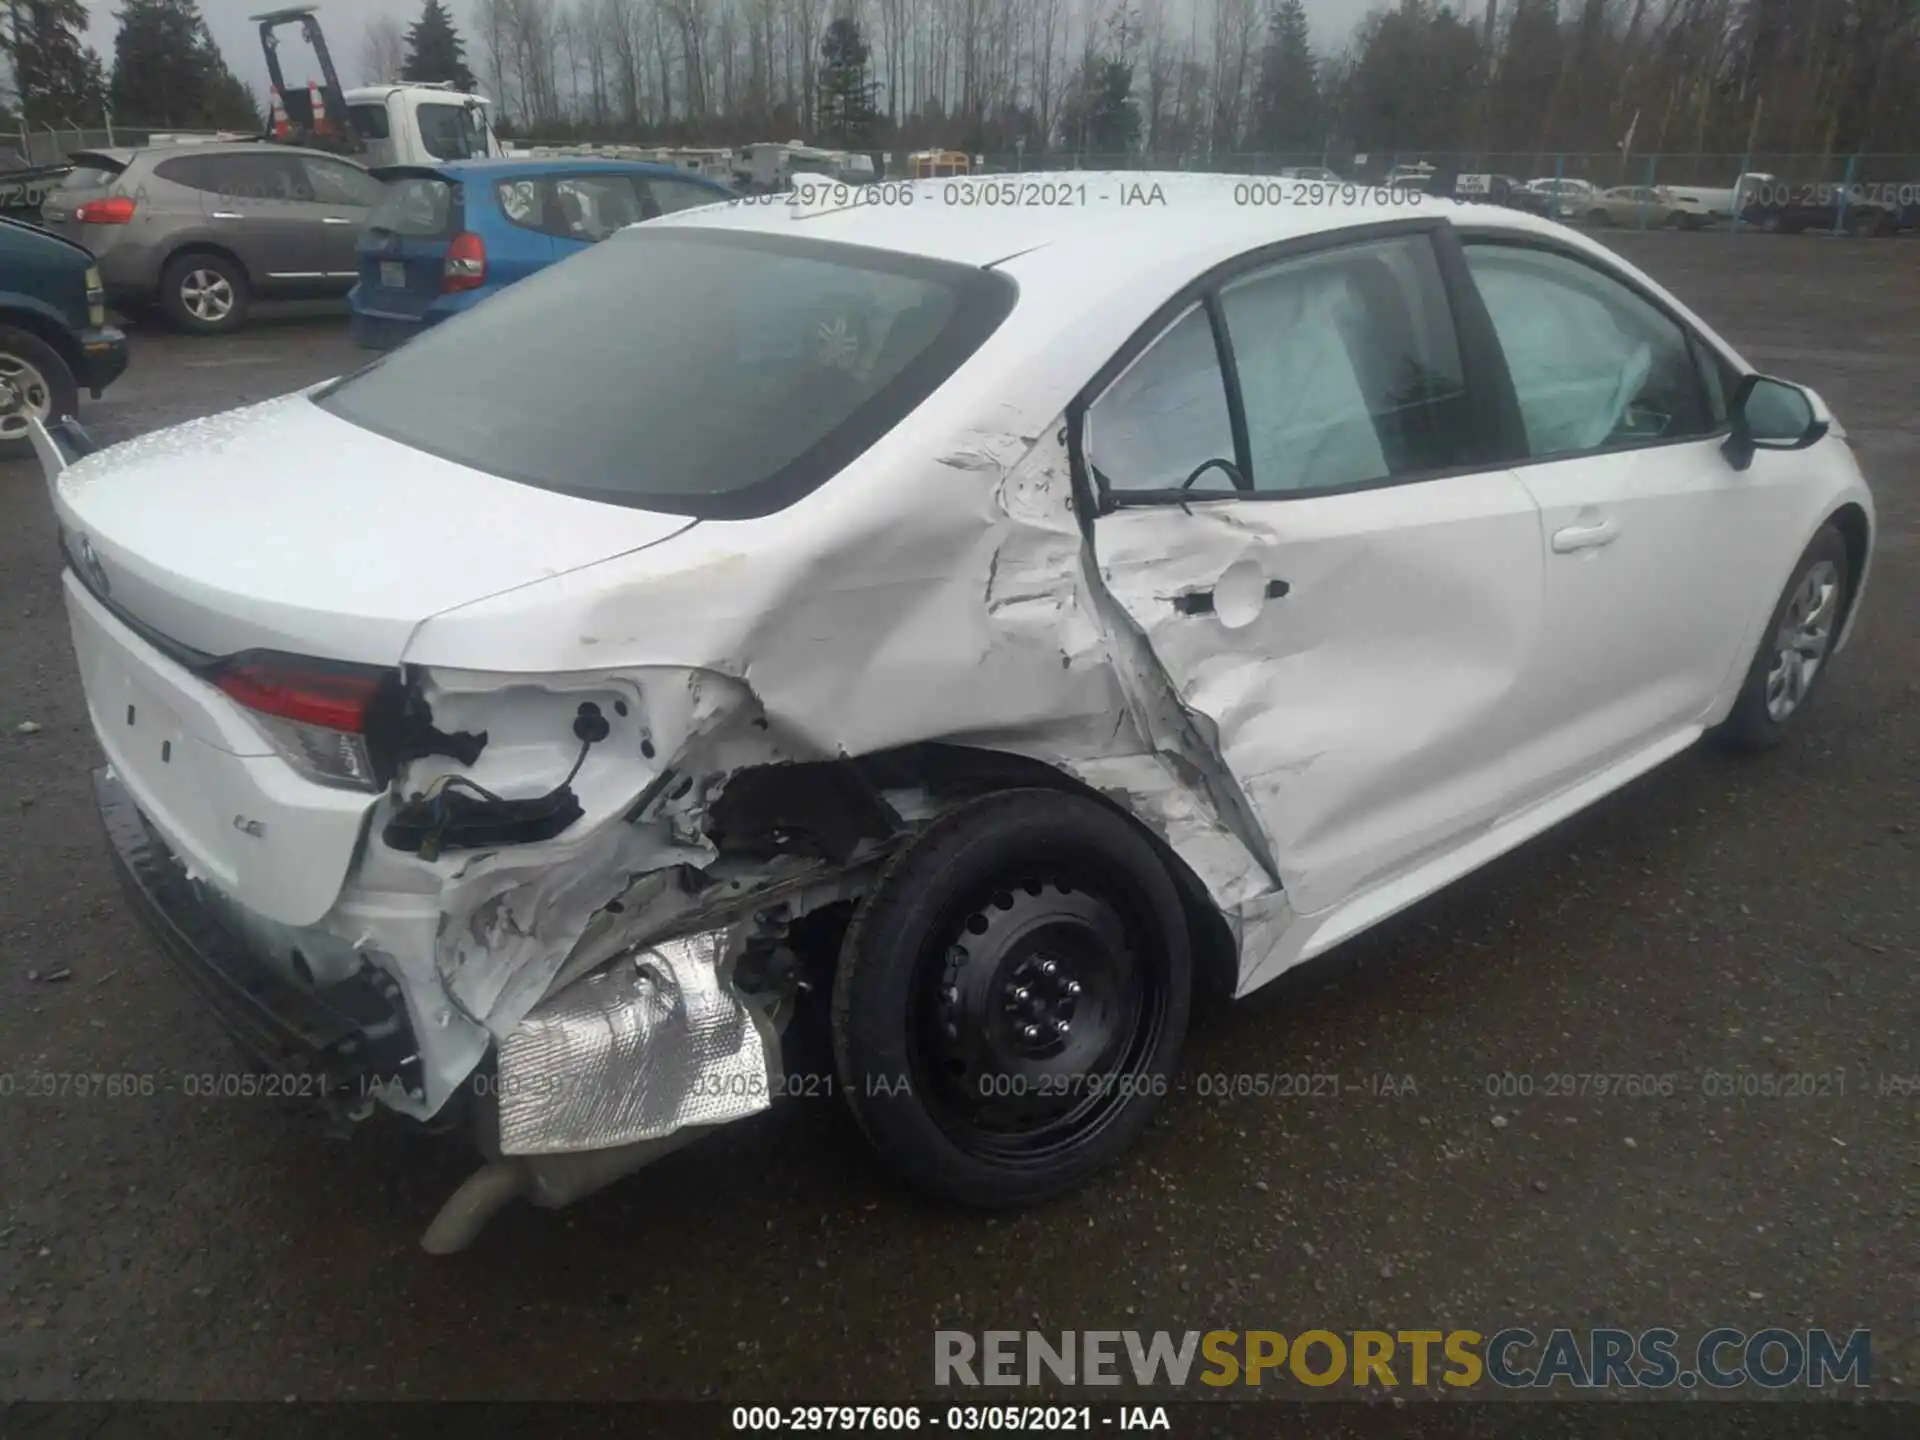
[1455, 237, 1763, 793]
[1084, 227, 1547, 925]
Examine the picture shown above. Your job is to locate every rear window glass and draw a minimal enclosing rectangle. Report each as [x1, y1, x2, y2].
[60, 162, 124, 190]
[368, 176, 455, 236]
[316, 228, 1016, 519]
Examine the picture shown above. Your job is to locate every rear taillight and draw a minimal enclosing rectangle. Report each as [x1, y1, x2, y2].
[73, 195, 137, 225]
[211, 653, 395, 791]
[442, 232, 487, 292]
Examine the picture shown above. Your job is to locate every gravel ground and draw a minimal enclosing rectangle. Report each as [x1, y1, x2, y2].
[0, 236, 1914, 1404]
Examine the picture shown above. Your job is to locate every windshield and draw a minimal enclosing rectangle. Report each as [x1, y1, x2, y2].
[316, 228, 1016, 519]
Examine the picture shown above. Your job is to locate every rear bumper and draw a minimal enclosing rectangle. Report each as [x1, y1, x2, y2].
[93, 765, 425, 1101]
[348, 306, 437, 351]
[78, 324, 128, 397]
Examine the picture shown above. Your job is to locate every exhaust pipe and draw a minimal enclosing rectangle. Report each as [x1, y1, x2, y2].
[420, 1125, 722, 1253]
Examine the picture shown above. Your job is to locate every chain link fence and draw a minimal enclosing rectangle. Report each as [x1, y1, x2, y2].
[0, 125, 239, 168]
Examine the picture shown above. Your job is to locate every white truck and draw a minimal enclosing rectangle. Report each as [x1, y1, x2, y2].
[1659, 172, 1775, 225]
[253, 5, 502, 165]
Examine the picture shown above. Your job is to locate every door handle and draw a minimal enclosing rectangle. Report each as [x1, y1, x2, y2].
[321, 216, 354, 225]
[1551, 519, 1619, 554]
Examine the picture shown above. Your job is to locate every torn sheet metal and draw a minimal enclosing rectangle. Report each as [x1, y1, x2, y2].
[496, 927, 776, 1155]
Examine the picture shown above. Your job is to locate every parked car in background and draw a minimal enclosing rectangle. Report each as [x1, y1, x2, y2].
[37, 141, 383, 334]
[1452, 173, 1553, 216]
[1277, 166, 1344, 184]
[1524, 178, 1598, 221]
[1584, 185, 1681, 227]
[348, 157, 731, 350]
[0, 215, 127, 456]
[1738, 183, 1903, 236]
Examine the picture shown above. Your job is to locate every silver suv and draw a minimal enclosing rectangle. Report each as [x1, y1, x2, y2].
[40, 142, 383, 334]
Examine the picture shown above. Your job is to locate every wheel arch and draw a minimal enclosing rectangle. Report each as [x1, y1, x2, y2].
[0, 304, 85, 381]
[725, 742, 1241, 1004]
[163, 242, 255, 288]
[1826, 500, 1873, 643]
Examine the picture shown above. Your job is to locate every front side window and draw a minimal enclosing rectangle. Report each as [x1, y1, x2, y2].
[418, 103, 485, 161]
[316, 229, 1015, 518]
[1084, 306, 1237, 493]
[1463, 242, 1716, 458]
[1218, 234, 1474, 492]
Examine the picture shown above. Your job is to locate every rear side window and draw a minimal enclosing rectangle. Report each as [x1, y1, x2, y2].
[316, 228, 1017, 519]
[152, 155, 225, 192]
[497, 173, 648, 240]
[1219, 235, 1474, 492]
[368, 176, 455, 236]
[349, 104, 391, 140]
[1085, 307, 1237, 493]
[299, 156, 383, 208]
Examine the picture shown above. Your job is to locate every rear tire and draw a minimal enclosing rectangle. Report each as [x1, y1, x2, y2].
[1714, 524, 1851, 752]
[832, 789, 1192, 1208]
[161, 252, 250, 335]
[1588, 208, 1612, 226]
[0, 324, 80, 459]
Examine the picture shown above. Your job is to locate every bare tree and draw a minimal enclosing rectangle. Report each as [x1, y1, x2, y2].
[360, 14, 406, 85]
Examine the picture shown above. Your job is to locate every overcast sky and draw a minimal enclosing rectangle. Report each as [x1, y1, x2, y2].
[82, 0, 1378, 112]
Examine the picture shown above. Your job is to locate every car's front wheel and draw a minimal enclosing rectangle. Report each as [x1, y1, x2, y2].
[161, 252, 250, 335]
[832, 788, 1192, 1208]
[1715, 523, 1852, 751]
[0, 324, 79, 459]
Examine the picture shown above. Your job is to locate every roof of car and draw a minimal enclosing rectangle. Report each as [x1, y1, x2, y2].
[436, 156, 730, 185]
[654, 170, 1549, 270]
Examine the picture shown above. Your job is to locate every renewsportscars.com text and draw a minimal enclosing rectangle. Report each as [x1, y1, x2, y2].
[934, 1327, 1871, 1390]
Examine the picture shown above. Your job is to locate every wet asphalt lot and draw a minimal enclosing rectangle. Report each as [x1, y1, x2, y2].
[0, 236, 1915, 1406]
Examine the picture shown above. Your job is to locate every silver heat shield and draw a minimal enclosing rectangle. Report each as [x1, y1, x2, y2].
[495, 928, 775, 1156]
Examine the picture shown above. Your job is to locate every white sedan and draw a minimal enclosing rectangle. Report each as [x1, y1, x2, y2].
[42, 176, 1875, 1248]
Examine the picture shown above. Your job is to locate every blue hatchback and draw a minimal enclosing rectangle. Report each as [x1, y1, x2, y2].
[348, 158, 732, 349]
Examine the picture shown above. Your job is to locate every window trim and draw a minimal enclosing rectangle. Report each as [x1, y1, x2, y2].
[1073, 217, 1518, 513]
[1452, 229, 1737, 470]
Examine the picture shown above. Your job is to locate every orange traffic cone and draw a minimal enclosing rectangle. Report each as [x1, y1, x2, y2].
[268, 87, 291, 138]
[307, 80, 330, 136]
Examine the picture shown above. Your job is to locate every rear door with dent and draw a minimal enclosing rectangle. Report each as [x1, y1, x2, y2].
[1082, 221, 1547, 921]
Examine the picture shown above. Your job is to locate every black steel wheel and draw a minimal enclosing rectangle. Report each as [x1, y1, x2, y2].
[832, 788, 1192, 1207]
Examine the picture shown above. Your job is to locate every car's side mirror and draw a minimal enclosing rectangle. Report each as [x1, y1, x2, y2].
[1723, 373, 1829, 472]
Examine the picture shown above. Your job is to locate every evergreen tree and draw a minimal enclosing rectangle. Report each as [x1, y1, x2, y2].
[3, 0, 107, 125]
[109, 0, 258, 128]
[402, 0, 478, 93]
[1250, 0, 1321, 154]
[816, 17, 879, 146]
[1062, 52, 1139, 154]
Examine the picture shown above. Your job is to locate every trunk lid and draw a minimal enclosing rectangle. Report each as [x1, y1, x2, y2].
[357, 167, 461, 320]
[52, 389, 698, 666]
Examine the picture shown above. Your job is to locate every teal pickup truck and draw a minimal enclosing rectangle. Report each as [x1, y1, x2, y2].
[0, 215, 128, 458]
